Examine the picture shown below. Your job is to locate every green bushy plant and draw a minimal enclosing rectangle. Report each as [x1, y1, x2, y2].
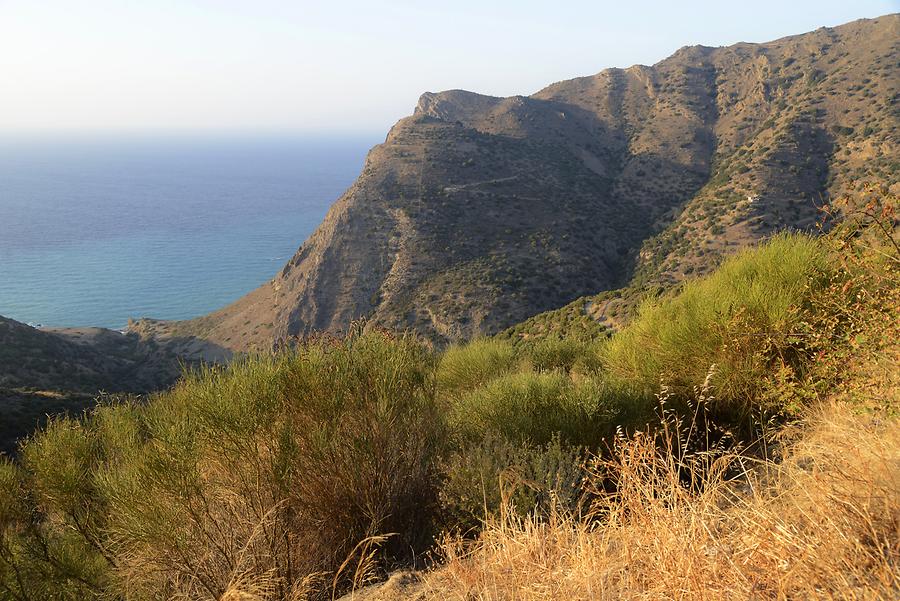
[1, 420, 114, 599]
[525, 337, 589, 373]
[275, 332, 444, 573]
[439, 436, 591, 532]
[448, 372, 646, 448]
[1, 332, 447, 600]
[603, 233, 831, 422]
[788, 186, 899, 411]
[437, 338, 518, 398]
[570, 339, 607, 378]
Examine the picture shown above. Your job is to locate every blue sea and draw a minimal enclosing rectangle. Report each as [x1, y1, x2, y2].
[0, 134, 378, 329]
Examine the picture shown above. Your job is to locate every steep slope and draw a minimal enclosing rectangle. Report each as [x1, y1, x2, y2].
[142, 15, 899, 350]
[630, 17, 900, 286]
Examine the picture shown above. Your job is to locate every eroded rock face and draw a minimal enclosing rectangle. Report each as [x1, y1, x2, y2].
[160, 15, 898, 351]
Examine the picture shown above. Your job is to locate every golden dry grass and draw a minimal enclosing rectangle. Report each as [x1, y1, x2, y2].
[425, 401, 900, 600]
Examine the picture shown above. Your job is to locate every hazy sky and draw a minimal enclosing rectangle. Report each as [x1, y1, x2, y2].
[2, 0, 896, 134]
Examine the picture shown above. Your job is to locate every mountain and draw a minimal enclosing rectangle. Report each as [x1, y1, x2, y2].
[136, 16, 898, 350]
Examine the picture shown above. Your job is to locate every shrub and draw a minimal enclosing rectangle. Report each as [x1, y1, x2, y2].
[3, 419, 114, 598]
[275, 332, 444, 576]
[570, 339, 607, 378]
[525, 337, 589, 373]
[448, 372, 645, 448]
[437, 338, 518, 397]
[439, 436, 590, 531]
[603, 233, 831, 422]
[3, 332, 446, 600]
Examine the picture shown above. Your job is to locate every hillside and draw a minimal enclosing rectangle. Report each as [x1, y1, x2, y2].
[0, 316, 205, 453]
[2, 198, 896, 599]
[1, 13, 896, 599]
[137, 15, 899, 351]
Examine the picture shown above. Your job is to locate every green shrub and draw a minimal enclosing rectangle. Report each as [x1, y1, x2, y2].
[275, 332, 444, 573]
[603, 233, 831, 421]
[570, 339, 607, 378]
[7, 420, 114, 598]
[525, 337, 589, 373]
[3, 332, 447, 600]
[439, 435, 590, 531]
[437, 338, 518, 397]
[448, 372, 644, 447]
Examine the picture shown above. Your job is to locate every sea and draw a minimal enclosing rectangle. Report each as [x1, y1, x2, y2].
[0, 134, 378, 329]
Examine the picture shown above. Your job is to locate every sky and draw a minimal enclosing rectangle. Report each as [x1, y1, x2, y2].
[1, 0, 896, 135]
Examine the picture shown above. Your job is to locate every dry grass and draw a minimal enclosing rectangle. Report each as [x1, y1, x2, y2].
[426, 400, 899, 600]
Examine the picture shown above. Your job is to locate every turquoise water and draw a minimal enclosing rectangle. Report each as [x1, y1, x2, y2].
[0, 134, 377, 329]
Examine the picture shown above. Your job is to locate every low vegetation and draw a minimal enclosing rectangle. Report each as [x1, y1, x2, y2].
[604, 233, 832, 422]
[427, 400, 899, 600]
[0, 191, 896, 600]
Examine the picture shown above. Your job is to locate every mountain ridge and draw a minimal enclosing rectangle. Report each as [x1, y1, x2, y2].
[128, 14, 897, 350]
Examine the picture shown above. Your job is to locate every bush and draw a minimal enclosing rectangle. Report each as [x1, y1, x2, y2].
[448, 372, 644, 447]
[603, 234, 831, 422]
[439, 436, 590, 531]
[525, 337, 589, 373]
[3, 420, 113, 598]
[2, 332, 446, 600]
[275, 332, 444, 575]
[437, 338, 518, 397]
[570, 339, 607, 378]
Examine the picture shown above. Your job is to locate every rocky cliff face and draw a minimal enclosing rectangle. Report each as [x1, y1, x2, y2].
[146, 15, 898, 351]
